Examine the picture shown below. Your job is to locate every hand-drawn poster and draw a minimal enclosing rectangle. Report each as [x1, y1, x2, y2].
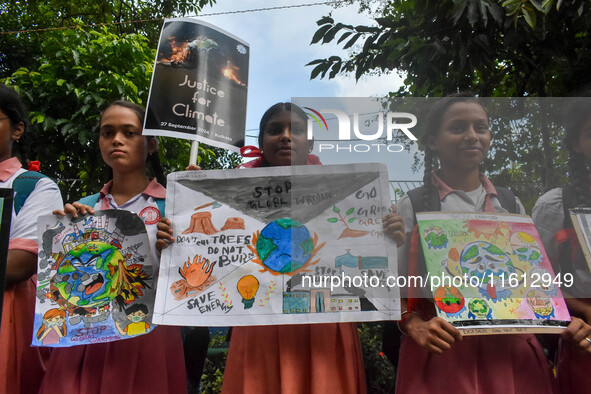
[33, 210, 157, 347]
[144, 17, 249, 152]
[570, 208, 591, 273]
[154, 163, 400, 326]
[417, 212, 570, 335]
[0, 188, 13, 322]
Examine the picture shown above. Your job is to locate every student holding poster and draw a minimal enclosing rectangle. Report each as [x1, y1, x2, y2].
[533, 97, 591, 393]
[0, 85, 64, 394]
[391, 93, 558, 393]
[40, 101, 186, 394]
[157, 102, 408, 392]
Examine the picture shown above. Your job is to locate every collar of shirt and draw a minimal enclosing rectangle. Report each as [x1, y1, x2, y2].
[431, 172, 497, 212]
[98, 178, 165, 209]
[0, 157, 22, 182]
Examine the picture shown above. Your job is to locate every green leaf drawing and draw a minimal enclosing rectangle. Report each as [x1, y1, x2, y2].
[346, 207, 355, 215]
[348, 217, 356, 223]
[333, 205, 340, 213]
[327, 217, 338, 223]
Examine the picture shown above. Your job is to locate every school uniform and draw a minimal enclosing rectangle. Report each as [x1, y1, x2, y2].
[533, 187, 591, 394]
[395, 173, 557, 394]
[0, 157, 64, 394]
[40, 179, 187, 394]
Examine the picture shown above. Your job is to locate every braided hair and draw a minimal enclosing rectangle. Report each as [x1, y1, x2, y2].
[420, 92, 486, 210]
[100, 100, 166, 187]
[563, 97, 591, 208]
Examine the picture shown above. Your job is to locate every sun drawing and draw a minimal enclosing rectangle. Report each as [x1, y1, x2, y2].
[463, 220, 509, 239]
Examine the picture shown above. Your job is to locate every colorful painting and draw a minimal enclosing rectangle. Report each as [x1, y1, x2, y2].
[416, 212, 570, 334]
[33, 210, 157, 347]
[154, 163, 400, 326]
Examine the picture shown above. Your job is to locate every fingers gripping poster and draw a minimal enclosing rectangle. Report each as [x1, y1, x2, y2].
[416, 212, 570, 334]
[144, 17, 249, 151]
[154, 163, 400, 326]
[33, 210, 157, 347]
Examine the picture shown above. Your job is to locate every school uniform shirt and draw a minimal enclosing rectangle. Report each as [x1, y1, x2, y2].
[532, 187, 591, 298]
[0, 157, 64, 253]
[94, 178, 165, 274]
[0, 156, 63, 394]
[39, 179, 187, 394]
[395, 173, 557, 394]
[533, 187, 591, 394]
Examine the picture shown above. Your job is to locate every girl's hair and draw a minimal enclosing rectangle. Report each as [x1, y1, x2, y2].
[0, 85, 30, 161]
[420, 92, 487, 210]
[100, 100, 166, 186]
[564, 97, 591, 208]
[257, 102, 308, 148]
[36, 308, 67, 339]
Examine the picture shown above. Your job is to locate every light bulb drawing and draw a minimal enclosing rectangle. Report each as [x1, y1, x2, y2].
[237, 275, 259, 309]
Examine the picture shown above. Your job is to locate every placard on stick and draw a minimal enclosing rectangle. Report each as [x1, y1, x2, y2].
[144, 18, 249, 152]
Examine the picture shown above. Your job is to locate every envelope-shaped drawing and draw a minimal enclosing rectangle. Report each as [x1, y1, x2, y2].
[153, 163, 400, 326]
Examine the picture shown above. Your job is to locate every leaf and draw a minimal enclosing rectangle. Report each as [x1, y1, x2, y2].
[311, 24, 332, 45]
[333, 205, 340, 213]
[343, 33, 362, 49]
[522, 5, 537, 28]
[327, 218, 338, 223]
[337, 31, 353, 44]
[346, 207, 355, 215]
[310, 62, 330, 80]
[56, 79, 66, 86]
[348, 218, 356, 223]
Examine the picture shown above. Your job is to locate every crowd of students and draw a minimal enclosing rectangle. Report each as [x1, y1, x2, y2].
[1, 83, 591, 393]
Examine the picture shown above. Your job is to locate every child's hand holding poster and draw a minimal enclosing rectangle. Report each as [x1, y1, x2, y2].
[33, 210, 157, 347]
[416, 211, 570, 334]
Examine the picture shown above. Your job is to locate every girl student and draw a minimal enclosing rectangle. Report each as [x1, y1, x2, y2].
[0, 85, 64, 394]
[39, 100, 187, 394]
[390, 93, 557, 393]
[157, 102, 406, 393]
[532, 97, 591, 393]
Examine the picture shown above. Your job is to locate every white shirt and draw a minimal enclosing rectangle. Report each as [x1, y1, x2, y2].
[0, 157, 63, 254]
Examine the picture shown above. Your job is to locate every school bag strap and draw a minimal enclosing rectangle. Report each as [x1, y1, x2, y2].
[406, 184, 518, 214]
[12, 171, 49, 215]
[77, 192, 166, 216]
[494, 186, 518, 214]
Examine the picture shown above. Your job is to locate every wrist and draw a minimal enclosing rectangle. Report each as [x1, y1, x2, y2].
[397, 310, 424, 335]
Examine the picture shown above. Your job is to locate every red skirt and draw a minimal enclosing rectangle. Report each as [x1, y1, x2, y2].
[222, 323, 366, 394]
[0, 276, 50, 394]
[556, 338, 591, 394]
[39, 325, 187, 394]
[396, 333, 557, 394]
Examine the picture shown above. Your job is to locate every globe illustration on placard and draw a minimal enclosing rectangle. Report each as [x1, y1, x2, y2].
[255, 218, 314, 274]
[53, 242, 122, 307]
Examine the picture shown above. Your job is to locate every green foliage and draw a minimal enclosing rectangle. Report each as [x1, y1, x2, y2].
[2, 26, 238, 200]
[0, 0, 214, 77]
[199, 332, 228, 394]
[308, 0, 591, 195]
[2, 28, 155, 196]
[358, 323, 396, 393]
